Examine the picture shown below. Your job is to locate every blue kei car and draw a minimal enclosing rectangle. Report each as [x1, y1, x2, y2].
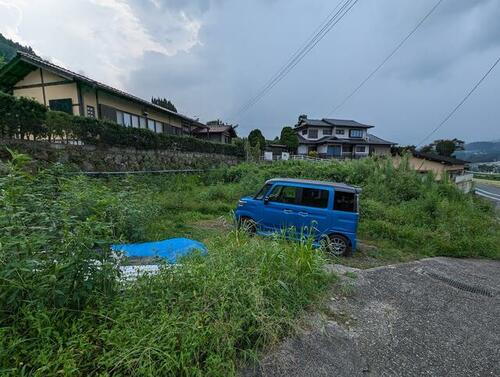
[235, 178, 361, 256]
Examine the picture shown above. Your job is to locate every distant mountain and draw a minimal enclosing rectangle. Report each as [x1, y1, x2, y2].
[0, 32, 36, 63]
[454, 141, 500, 163]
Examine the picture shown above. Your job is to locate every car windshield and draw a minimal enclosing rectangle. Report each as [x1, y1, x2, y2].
[254, 183, 272, 200]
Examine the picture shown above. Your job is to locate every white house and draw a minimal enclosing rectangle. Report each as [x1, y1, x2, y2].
[294, 115, 394, 158]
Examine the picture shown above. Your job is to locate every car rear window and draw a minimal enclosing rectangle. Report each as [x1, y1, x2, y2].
[333, 191, 357, 212]
[300, 188, 329, 208]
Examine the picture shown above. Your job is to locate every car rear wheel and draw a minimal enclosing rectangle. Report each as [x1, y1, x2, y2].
[239, 217, 257, 235]
[322, 234, 351, 257]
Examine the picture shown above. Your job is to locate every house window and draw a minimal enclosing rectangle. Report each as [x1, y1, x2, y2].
[147, 119, 156, 132]
[336, 129, 345, 135]
[86, 105, 96, 118]
[131, 115, 139, 128]
[349, 129, 363, 138]
[49, 98, 73, 114]
[123, 113, 132, 127]
[116, 110, 124, 125]
[355, 146, 366, 153]
[139, 117, 147, 129]
[323, 128, 332, 136]
[308, 129, 318, 138]
[301, 129, 307, 135]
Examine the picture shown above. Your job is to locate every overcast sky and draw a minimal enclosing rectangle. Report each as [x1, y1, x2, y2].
[1, 0, 499, 145]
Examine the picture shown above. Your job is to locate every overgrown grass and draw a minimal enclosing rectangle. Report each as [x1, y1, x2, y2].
[0, 156, 330, 376]
[1, 155, 499, 376]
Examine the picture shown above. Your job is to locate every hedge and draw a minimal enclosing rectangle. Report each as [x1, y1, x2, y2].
[0, 91, 244, 157]
[0, 91, 47, 139]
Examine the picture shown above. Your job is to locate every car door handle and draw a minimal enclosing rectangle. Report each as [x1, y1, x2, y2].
[298, 212, 309, 216]
[283, 209, 293, 214]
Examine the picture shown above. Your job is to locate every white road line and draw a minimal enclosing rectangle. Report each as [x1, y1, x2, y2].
[476, 188, 500, 199]
[475, 190, 500, 202]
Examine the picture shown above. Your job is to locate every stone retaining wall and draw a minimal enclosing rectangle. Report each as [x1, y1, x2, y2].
[0, 139, 240, 172]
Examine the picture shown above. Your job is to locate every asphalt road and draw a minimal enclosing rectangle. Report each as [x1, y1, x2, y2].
[475, 182, 500, 210]
[242, 258, 500, 377]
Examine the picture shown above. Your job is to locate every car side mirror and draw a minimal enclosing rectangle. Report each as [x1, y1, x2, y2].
[264, 196, 270, 204]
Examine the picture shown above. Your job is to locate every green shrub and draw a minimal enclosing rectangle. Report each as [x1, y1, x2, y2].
[0, 91, 47, 139]
[0, 92, 244, 157]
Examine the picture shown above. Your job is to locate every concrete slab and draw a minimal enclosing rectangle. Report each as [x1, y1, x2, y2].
[243, 258, 500, 377]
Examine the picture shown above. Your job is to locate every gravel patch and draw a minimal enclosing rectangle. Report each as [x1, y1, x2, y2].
[242, 257, 500, 377]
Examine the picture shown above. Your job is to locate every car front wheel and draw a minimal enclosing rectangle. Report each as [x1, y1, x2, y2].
[239, 217, 257, 235]
[322, 234, 352, 257]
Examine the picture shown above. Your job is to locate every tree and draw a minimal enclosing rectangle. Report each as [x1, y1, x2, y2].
[0, 55, 5, 69]
[391, 145, 416, 156]
[420, 139, 465, 156]
[279, 126, 299, 152]
[151, 97, 177, 112]
[435, 139, 458, 157]
[248, 129, 265, 152]
[420, 144, 434, 153]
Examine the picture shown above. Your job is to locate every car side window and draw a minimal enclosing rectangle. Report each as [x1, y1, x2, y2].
[255, 183, 272, 200]
[333, 191, 357, 212]
[300, 188, 329, 208]
[268, 185, 299, 204]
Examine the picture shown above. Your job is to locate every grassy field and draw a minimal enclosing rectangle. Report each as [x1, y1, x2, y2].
[1, 154, 499, 376]
[474, 177, 500, 187]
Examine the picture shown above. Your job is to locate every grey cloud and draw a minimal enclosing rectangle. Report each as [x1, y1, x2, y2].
[391, 0, 500, 80]
[125, 0, 500, 144]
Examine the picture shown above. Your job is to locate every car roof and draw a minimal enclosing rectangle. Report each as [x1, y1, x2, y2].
[265, 178, 361, 193]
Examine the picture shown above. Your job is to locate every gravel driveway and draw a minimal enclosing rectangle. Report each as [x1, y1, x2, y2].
[242, 257, 500, 377]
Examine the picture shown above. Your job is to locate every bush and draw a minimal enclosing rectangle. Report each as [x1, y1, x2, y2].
[0, 92, 244, 157]
[0, 91, 47, 139]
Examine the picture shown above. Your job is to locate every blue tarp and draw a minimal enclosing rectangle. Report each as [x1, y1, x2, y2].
[111, 238, 207, 264]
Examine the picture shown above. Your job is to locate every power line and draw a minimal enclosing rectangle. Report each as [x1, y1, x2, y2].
[329, 0, 445, 115]
[417, 55, 500, 147]
[233, 0, 360, 120]
[234, 0, 355, 118]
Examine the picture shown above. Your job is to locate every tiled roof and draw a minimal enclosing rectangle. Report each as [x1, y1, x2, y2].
[296, 118, 374, 129]
[193, 124, 237, 137]
[323, 118, 373, 128]
[413, 151, 468, 165]
[366, 134, 395, 145]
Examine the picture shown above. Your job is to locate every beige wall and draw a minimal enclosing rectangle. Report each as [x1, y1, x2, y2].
[16, 69, 41, 86]
[393, 155, 465, 180]
[45, 82, 80, 115]
[372, 145, 391, 156]
[81, 85, 98, 115]
[13, 68, 81, 116]
[13, 86, 45, 103]
[42, 70, 67, 84]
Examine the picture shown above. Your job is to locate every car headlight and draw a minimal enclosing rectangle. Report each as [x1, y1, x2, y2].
[238, 200, 247, 207]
